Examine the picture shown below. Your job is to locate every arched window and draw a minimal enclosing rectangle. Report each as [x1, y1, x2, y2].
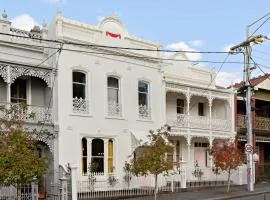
[107, 76, 121, 116]
[108, 140, 114, 173]
[138, 81, 150, 119]
[82, 138, 87, 175]
[72, 71, 88, 113]
[92, 139, 104, 173]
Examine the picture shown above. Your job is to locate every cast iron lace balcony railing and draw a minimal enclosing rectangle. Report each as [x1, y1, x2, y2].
[237, 114, 270, 131]
[73, 97, 88, 114]
[0, 102, 53, 124]
[138, 104, 151, 119]
[107, 101, 122, 117]
[167, 114, 231, 131]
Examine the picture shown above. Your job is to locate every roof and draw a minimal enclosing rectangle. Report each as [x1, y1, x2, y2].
[229, 73, 270, 89]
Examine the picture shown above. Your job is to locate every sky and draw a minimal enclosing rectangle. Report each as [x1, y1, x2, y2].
[1, 0, 270, 87]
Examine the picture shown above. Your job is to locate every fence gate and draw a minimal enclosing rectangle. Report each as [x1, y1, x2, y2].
[0, 182, 38, 200]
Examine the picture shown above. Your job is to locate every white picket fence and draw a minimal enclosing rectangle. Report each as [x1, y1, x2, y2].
[76, 165, 248, 199]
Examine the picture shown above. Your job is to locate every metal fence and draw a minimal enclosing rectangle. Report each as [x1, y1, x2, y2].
[0, 183, 34, 200]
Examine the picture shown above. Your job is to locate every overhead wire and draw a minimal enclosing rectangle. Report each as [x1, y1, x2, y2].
[0, 31, 232, 54]
[0, 39, 246, 65]
[181, 54, 231, 117]
[36, 44, 63, 135]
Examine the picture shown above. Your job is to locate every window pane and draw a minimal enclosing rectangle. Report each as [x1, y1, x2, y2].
[177, 107, 184, 114]
[82, 138, 87, 156]
[198, 103, 204, 116]
[92, 157, 104, 173]
[92, 139, 104, 157]
[73, 84, 85, 99]
[139, 93, 148, 105]
[11, 79, 27, 103]
[138, 81, 148, 93]
[177, 99, 184, 107]
[108, 88, 118, 102]
[108, 77, 119, 88]
[82, 157, 87, 174]
[73, 72, 86, 83]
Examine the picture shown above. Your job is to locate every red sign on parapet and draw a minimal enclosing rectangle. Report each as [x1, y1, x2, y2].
[106, 31, 121, 39]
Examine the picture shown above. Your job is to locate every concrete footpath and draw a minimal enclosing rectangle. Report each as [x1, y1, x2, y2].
[123, 182, 270, 200]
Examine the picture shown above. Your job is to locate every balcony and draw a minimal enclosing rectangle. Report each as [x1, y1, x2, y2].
[167, 114, 231, 131]
[0, 103, 53, 124]
[237, 114, 270, 131]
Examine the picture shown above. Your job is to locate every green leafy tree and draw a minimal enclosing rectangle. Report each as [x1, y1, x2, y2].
[131, 126, 173, 200]
[210, 139, 244, 193]
[0, 105, 49, 199]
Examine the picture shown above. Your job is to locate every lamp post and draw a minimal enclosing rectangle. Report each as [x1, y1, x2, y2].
[230, 12, 270, 192]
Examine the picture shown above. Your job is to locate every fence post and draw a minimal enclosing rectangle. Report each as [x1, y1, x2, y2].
[70, 164, 78, 200]
[180, 160, 187, 188]
[31, 178, 39, 200]
[238, 166, 243, 185]
[60, 174, 69, 200]
[171, 175, 174, 192]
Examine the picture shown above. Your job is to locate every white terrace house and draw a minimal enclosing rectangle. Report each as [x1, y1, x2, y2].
[46, 11, 236, 184]
[0, 9, 237, 194]
[0, 14, 58, 197]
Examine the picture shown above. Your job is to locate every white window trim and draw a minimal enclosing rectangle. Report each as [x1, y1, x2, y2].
[137, 79, 152, 120]
[105, 72, 124, 119]
[81, 136, 116, 177]
[71, 67, 91, 115]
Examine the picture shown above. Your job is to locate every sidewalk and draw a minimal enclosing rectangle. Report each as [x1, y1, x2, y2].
[122, 182, 270, 200]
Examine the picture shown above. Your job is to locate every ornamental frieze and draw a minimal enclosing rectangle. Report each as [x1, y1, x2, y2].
[0, 64, 8, 82]
[0, 63, 53, 87]
[10, 66, 52, 87]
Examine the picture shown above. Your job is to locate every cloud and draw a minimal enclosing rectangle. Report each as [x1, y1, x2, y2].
[165, 42, 202, 61]
[216, 71, 242, 87]
[222, 44, 234, 52]
[11, 14, 39, 31]
[189, 40, 204, 47]
[41, 0, 62, 3]
[97, 15, 105, 22]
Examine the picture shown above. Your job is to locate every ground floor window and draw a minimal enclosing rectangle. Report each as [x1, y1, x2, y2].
[81, 137, 114, 175]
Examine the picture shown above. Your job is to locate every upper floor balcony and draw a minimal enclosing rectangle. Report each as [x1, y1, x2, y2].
[165, 82, 233, 133]
[236, 99, 270, 132]
[0, 62, 54, 125]
[237, 115, 270, 131]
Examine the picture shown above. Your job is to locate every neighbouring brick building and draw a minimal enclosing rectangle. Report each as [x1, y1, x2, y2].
[232, 73, 270, 181]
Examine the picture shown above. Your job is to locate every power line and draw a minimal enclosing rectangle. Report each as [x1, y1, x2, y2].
[183, 54, 230, 116]
[250, 15, 270, 36]
[0, 31, 234, 54]
[0, 39, 247, 65]
[38, 45, 63, 134]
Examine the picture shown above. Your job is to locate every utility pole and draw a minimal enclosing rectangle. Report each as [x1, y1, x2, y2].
[244, 26, 253, 192]
[231, 34, 267, 192]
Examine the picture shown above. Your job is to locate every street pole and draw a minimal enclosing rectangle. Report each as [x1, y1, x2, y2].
[230, 12, 270, 192]
[245, 25, 254, 191]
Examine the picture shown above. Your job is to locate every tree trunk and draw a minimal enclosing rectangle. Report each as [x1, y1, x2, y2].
[227, 169, 231, 193]
[154, 174, 158, 200]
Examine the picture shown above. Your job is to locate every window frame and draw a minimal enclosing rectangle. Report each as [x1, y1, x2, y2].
[198, 102, 204, 116]
[176, 99, 185, 114]
[138, 80, 151, 119]
[72, 71, 87, 100]
[106, 75, 122, 117]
